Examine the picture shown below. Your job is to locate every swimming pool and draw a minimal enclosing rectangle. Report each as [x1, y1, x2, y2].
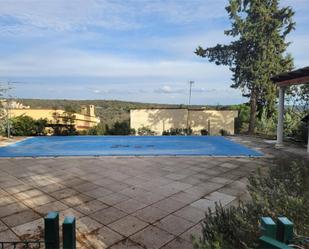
[0, 136, 262, 157]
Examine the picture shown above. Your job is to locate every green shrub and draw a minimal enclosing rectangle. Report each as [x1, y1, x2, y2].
[162, 128, 192, 136]
[193, 159, 309, 249]
[34, 118, 48, 135]
[293, 121, 308, 143]
[255, 110, 277, 136]
[129, 128, 136, 135]
[201, 129, 209, 135]
[229, 104, 250, 134]
[248, 159, 309, 235]
[10, 116, 48, 136]
[284, 110, 308, 143]
[86, 123, 107, 135]
[51, 110, 77, 136]
[106, 121, 131, 135]
[254, 106, 308, 142]
[137, 126, 155, 136]
[193, 203, 260, 249]
[219, 129, 230, 136]
[51, 123, 77, 136]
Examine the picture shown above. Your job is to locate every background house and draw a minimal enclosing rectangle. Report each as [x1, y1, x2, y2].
[9, 104, 100, 131]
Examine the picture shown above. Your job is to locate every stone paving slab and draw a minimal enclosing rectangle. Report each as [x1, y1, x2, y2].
[0, 221, 8, 233]
[90, 207, 127, 225]
[154, 214, 195, 236]
[109, 239, 144, 249]
[133, 206, 169, 224]
[0, 203, 28, 218]
[12, 218, 44, 240]
[0, 229, 20, 242]
[174, 205, 205, 223]
[130, 225, 175, 249]
[77, 216, 103, 234]
[190, 199, 216, 212]
[2, 210, 40, 228]
[0, 135, 299, 248]
[78, 226, 124, 248]
[161, 237, 193, 249]
[114, 198, 148, 214]
[180, 223, 203, 243]
[205, 191, 236, 206]
[108, 215, 148, 237]
[0, 155, 259, 248]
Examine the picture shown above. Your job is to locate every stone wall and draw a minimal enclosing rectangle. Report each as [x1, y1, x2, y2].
[130, 109, 238, 135]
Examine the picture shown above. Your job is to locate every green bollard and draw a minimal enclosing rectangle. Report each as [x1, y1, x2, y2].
[63, 216, 76, 249]
[261, 217, 277, 239]
[44, 212, 60, 249]
[277, 217, 293, 244]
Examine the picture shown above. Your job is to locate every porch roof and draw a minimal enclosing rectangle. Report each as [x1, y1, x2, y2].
[271, 66, 309, 87]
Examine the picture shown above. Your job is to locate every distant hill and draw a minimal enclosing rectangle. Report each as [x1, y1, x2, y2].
[18, 99, 206, 126]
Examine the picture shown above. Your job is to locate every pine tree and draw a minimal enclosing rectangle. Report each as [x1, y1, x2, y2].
[195, 0, 295, 134]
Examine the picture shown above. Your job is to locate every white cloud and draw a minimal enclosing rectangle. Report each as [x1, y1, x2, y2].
[152, 85, 237, 99]
[91, 88, 135, 95]
[0, 0, 139, 34]
[0, 48, 231, 81]
[93, 89, 102, 94]
[141, 0, 226, 23]
[0, 0, 227, 35]
[157, 85, 172, 93]
[130, 30, 232, 60]
[154, 85, 185, 94]
[192, 87, 216, 93]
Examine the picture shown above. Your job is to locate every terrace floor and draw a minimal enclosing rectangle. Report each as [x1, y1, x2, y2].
[0, 136, 307, 249]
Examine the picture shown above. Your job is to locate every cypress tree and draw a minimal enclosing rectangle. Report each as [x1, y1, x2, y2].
[196, 0, 295, 134]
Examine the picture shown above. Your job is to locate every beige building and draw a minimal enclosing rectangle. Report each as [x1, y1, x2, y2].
[10, 105, 100, 131]
[130, 108, 238, 135]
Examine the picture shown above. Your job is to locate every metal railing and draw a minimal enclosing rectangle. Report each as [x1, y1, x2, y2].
[0, 241, 44, 249]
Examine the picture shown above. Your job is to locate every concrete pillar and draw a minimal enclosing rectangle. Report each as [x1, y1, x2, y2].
[276, 87, 285, 148]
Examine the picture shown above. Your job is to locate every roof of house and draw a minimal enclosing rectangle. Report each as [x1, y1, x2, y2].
[271, 66, 309, 83]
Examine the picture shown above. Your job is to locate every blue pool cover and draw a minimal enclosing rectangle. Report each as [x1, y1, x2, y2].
[0, 136, 262, 157]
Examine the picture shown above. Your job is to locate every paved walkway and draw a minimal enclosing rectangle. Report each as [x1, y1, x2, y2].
[0, 136, 306, 248]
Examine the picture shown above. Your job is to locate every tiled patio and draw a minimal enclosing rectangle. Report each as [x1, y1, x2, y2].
[0, 136, 306, 248]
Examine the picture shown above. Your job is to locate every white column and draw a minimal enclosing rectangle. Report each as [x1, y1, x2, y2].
[276, 87, 285, 147]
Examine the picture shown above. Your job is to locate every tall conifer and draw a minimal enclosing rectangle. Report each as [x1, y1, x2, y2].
[196, 0, 295, 133]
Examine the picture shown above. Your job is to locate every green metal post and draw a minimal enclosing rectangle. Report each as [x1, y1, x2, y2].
[44, 212, 60, 249]
[261, 217, 277, 239]
[63, 216, 76, 249]
[276, 217, 293, 244]
[259, 236, 292, 249]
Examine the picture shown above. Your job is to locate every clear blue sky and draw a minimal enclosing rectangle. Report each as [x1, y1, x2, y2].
[0, 0, 308, 105]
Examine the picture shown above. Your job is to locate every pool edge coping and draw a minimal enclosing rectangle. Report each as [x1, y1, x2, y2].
[0, 154, 264, 159]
